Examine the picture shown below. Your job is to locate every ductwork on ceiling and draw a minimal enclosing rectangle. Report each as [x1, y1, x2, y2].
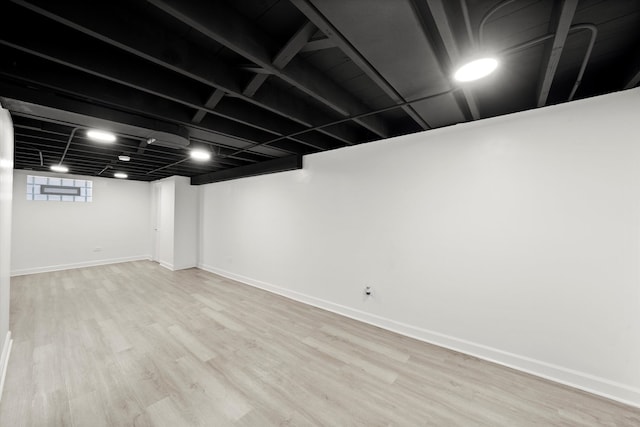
[0, 97, 191, 149]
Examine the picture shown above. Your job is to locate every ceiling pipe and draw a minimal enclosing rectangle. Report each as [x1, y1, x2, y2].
[227, 88, 459, 158]
[498, 24, 597, 102]
[97, 164, 111, 175]
[146, 157, 189, 175]
[478, 0, 597, 102]
[228, 14, 596, 160]
[58, 126, 79, 165]
[566, 24, 597, 101]
[20, 144, 44, 166]
[478, 0, 517, 46]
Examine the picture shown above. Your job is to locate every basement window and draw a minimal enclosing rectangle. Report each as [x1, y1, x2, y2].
[26, 175, 93, 202]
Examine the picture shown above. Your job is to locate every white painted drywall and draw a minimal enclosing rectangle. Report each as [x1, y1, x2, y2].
[199, 88, 640, 406]
[173, 176, 198, 270]
[11, 170, 151, 275]
[152, 176, 197, 270]
[0, 104, 14, 369]
[153, 177, 175, 269]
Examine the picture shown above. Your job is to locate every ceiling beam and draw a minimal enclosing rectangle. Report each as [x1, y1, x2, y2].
[14, 132, 246, 168]
[12, 115, 274, 164]
[195, 19, 315, 125]
[243, 21, 317, 101]
[0, 78, 296, 160]
[250, 84, 360, 145]
[0, 53, 307, 155]
[147, 0, 389, 139]
[290, 0, 431, 130]
[242, 75, 269, 98]
[536, 0, 579, 107]
[623, 45, 640, 89]
[416, 0, 481, 121]
[9, 0, 360, 146]
[625, 69, 640, 90]
[191, 155, 302, 185]
[0, 17, 337, 152]
[192, 89, 225, 124]
[274, 22, 318, 69]
[243, 21, 316, 98]
[300, 37, 335, 53]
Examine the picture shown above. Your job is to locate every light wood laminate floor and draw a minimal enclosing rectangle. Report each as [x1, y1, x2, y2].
[1, 261, 638, 426]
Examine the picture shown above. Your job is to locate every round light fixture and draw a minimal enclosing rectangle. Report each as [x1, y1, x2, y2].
[118, 155, 131, 162]
[190, 149, 211, 161]
[87, 129, 117, 143]
[454, 57, 499, 82]
[50, 165, 69, 173]
[114, 172, 128, 179]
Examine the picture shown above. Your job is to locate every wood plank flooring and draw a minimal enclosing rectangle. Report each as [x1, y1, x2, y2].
[0, 261, 638, 426]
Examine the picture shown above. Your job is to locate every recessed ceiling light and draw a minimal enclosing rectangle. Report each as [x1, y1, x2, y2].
[87, 129, 116, 143]
[118, 155, 131, 162]
[454, 57, 499, 82]
[146, 137, 156, 145]
[190, 149, 211, 161]
[114, 172, 128, 179]
[50, 165, 69, 173]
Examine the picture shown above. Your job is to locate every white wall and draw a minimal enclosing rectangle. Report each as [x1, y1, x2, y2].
[152, 176, 197, 270]
[199, 88, 640, 407]
[0, 104, 14, 395]
[153, 178, 175, 269]
[11, 170, 151, 275]
[174, 176, 198, 270]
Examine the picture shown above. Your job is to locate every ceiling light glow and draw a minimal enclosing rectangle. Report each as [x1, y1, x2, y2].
[87, 129, 117, 143]
[454, 57, 498, 82]
[114, 172, 128, 179]
[190, 149, 211, 161]
[118, 155, 131, 162]
[50, 165, 69, 173]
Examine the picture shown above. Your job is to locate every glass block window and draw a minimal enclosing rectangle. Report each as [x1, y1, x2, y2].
[27, 175, 93, 202]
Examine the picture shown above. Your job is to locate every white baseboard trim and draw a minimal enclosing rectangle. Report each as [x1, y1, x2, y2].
[10, 255, 152, 276]
[159, 261, 174, 271]
[159, 262, 197, 271]
[198, 263, 640, 409]
[174, 263, 198, 271]
[0, 331, 13, 402]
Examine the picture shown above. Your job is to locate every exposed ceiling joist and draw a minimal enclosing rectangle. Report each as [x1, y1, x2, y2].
[300, 37, 335, 53]
[243, 21, 317, 98]
[0, 17, 341, 153]
[2, 0, 638, 182]
[290, 0, 431, 130]
[273, 21, 318, 69]
[625, 69, 640, 90]
[191, 155, 302, 185]
[9, 0, 360, 146]
[1, 67, 305, 157]
[0, 80, 289, 159]
[147, 0, 390, 139]
[623, 46, 640, 89]
[192, 89, 225, 124]
[419, 0, 481, 121]
[537, 0, 579, 107]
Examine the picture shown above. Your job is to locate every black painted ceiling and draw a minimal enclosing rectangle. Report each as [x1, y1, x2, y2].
[2, 0, 639, 182]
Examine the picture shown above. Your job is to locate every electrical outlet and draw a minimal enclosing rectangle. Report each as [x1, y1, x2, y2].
[364, 286, 372, 296]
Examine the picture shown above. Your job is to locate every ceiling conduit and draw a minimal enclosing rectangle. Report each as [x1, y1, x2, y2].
[474, 0, 597, 102]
